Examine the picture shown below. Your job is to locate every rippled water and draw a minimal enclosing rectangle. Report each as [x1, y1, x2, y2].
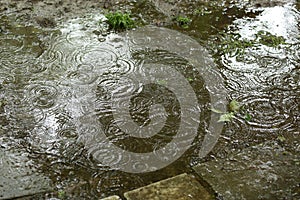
[0, 1, 299, 199]
[212, 3, 300, 151]
[196, 4, 299, 198]
[0, 14, 219, 198]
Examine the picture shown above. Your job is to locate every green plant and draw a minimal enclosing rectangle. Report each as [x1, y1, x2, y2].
[187, 77, 194, 82]
[229, 99, 240, 112]
[176, 16, 191, 29]
[218, 112, 235, 122]
[57, 190, 66, 199]
[244, 113, 251, 121]
[105, 11, 135, 31]
[212, 99, 251, 122]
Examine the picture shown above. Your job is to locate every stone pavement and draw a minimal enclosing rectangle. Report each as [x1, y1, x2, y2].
[102, 173, 213, 200]
[193, 141, 300, 199]
[102, 141, 300, 200]
[2, 141, 299, 199]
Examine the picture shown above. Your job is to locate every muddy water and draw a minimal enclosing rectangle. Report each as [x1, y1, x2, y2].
[0, 1, 299, 199]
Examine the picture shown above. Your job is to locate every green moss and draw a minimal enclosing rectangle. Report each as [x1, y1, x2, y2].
[216, 30, 287, 56]
[255, 30, 286, 47]
[218, 32, 256, 56]
[105, 11, 136, 31]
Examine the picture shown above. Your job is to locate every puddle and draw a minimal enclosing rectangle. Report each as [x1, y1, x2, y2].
[0, 13, 224, 198]
[0, 0, 299, 199]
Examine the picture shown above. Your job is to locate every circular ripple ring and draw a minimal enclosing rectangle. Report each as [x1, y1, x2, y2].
[78, 26, 227, 173]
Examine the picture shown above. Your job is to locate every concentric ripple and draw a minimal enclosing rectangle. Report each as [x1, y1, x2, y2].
[1, 20, 225, 175]
[26, 60, 48, 74]
[80, 48, 118, 67]
[76, 26, 227, 173]
[237, 93, 298, 132]
[0, 72, 15, 84]
[25, 83, 59, 109]
[107, 59, 136, 75]
[66, 64, 99, 85]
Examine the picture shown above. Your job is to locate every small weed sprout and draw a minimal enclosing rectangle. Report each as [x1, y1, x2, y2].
[105, 11, 135, 31]
[212, 100, 251, 122]
[176, 16, 191, 29]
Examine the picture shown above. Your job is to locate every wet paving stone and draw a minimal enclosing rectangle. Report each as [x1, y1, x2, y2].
[0, 149, 52, 200]
[100, 195, 122, 200]
[193, 141, 300, 199]
[124, 173, 213, 200]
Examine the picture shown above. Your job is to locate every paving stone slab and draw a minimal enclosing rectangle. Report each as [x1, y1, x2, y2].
[100, 195, 122, 200]
[0, 149, 52, 200]
[124, 173, 213, 200]
[193, 141, 300, 199]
